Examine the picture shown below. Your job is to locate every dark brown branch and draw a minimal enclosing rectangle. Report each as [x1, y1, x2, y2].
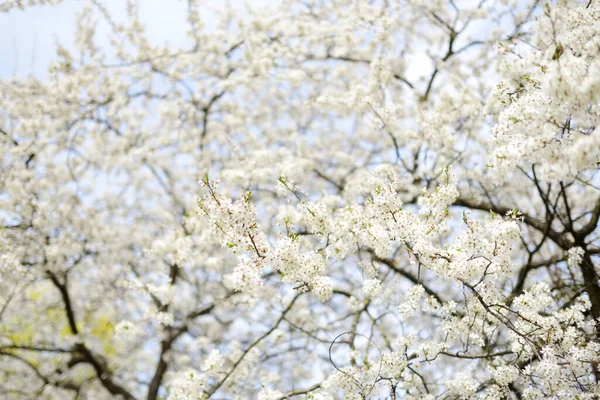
[46, 271, 79, 335]
[275, 383, 322, 400]
[47, 270, 136, 400]
[373, 255, 445, 305]
[453, 197, 572, 249]
[578, 196, 600, 239]
[147, 326, 188, 400]
[74, 343, 136, 400]
[204, 295, 301, 398]
[0, 350, 80, 394]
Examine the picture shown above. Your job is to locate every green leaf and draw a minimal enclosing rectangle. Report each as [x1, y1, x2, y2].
[552, 43, 564, 60]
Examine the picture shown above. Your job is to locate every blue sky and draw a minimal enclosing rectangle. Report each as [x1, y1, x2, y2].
[0, 0, 274, 79]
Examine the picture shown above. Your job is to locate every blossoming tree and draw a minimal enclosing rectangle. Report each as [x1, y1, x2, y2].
[1, 0, 600, 398]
